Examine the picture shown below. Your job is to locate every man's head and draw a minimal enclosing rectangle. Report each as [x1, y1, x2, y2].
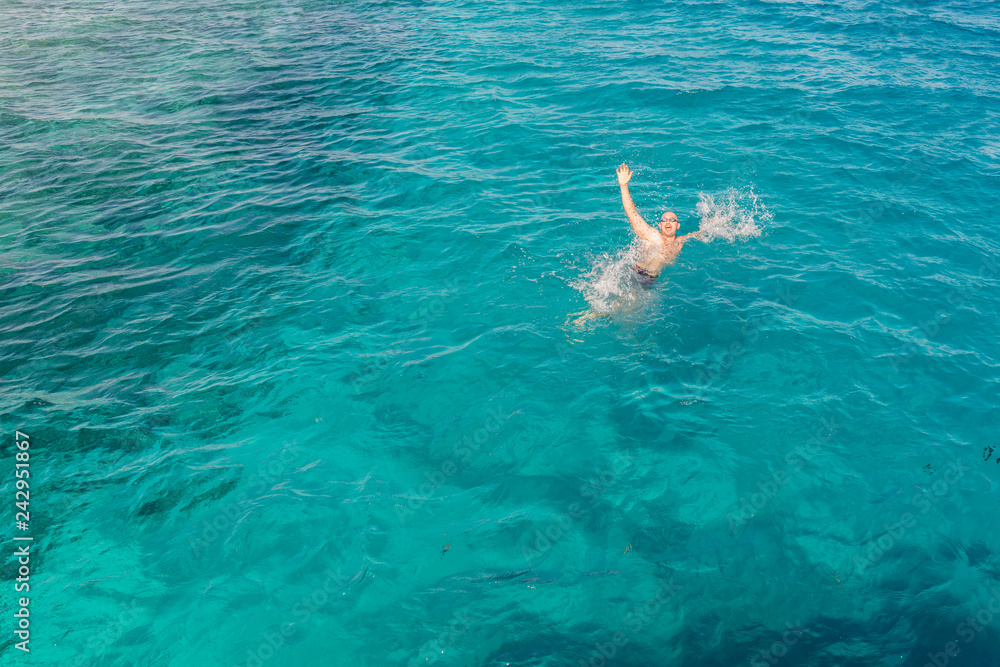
[660, 212, 680, 237]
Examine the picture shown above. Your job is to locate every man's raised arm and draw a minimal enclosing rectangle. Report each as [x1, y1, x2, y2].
[616, 164, 660, 243]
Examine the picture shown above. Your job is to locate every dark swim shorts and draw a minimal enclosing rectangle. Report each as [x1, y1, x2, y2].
[632, 265, 658, 289]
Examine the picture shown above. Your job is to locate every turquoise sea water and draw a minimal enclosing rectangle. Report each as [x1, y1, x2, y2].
[2, 0, 1000, 665]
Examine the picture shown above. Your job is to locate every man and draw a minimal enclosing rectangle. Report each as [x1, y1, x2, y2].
[616, 163, 701, 287]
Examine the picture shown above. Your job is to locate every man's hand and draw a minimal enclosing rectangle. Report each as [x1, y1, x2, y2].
[616, 163, 632, 186]
[618, 164, 659, 243]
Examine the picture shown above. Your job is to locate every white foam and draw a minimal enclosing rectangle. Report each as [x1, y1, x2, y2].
[695, 187, 770, 243]
[570, 241, 648, 316]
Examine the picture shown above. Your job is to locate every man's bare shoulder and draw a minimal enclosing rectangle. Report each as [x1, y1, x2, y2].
[639, 233, 665, 249]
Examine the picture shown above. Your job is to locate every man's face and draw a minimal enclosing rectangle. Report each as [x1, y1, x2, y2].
[660, 212, 680, 236]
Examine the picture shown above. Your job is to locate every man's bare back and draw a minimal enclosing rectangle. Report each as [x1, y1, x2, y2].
[616, 164, 701, 284]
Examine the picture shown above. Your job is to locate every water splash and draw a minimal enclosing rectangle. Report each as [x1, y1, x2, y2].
[570, 186, 768, 322]
[695, 187, 770, 242]
[570, 241, 649, 317]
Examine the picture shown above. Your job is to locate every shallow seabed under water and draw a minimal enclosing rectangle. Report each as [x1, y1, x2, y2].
[2, 0, 1000, 665]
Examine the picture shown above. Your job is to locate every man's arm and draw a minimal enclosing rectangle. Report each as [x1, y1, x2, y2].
[616, 164, 661, 244]
[679, 230, 703, 242]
